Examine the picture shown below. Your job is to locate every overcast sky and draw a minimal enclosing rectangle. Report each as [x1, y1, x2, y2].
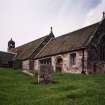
[0, 0, 105, 51]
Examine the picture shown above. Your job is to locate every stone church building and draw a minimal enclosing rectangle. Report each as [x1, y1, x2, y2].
[8, 17, 105, 74]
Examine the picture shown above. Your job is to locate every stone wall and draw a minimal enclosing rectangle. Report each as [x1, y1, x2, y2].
[53, 50, 88, 73]
[34, 60, 39, 70]
[68, 51, 82, 73]
[22, 60, 30, 70]
[34, 49, 88, 74]
[51, 57, 56, 71]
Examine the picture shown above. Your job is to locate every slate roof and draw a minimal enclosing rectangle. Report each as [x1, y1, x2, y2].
[11, 35, 49, 60]
[35, 22, 100, 59]
[0, 51, 15, 65]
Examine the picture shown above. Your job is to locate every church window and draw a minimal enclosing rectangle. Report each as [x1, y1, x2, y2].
[39, 58, 51, 65]
[100, 46, 105, 61]
[70, 53, 76, 66]
[99, 36, 105, 61]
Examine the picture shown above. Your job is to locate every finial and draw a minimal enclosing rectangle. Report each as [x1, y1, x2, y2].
[49, 26, 54, 37]
[50, 26, 53, 33]
[103, 11, 105, 19]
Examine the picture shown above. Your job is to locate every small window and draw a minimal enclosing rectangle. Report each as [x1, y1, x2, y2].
[70, 53, 76, 66]
[99, 36, 105, 61]
[100, 46, 105, 61]
[39, 58, 51, 65]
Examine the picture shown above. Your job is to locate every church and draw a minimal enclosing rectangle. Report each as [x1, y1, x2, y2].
[7, 15, 105, 74]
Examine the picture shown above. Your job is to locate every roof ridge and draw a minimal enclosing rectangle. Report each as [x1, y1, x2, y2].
[15, 34, 49, 49]
[55, 21, 100, 39]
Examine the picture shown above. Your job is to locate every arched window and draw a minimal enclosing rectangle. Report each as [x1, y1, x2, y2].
[99, 36, 105, 61]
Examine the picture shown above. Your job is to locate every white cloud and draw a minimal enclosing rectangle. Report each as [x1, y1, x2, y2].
[84, 0, 105, 26]
[0, 0, 104, 51]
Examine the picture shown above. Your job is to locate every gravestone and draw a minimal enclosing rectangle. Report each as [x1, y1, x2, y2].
[38, 64, 53, 84]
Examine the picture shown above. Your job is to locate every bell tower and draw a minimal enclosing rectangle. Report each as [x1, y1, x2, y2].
[8, 38, 15, 52]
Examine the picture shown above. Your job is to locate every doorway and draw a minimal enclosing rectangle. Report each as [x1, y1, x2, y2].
[56, 56, 63, 72]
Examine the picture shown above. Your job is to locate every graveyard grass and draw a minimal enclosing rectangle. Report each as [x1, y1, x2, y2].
[0, 68, 105, 105]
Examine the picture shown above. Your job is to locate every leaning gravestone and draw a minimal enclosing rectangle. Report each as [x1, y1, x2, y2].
[38, 64, 53, 84]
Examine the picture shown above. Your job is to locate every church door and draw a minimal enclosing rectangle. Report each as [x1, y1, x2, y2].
[56, 57, 63, 72]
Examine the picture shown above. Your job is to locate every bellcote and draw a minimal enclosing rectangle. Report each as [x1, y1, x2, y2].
[8, 38, 15, 52]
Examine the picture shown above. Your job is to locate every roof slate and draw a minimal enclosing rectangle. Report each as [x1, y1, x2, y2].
[35, 22, 99, 59]
[11, 35, 49, 60]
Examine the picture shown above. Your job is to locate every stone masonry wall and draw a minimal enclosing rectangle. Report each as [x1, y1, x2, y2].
[51, 49, 88, 73]
[34, 60, 39, 70]
[34, 49, 88, 74]
[22, 60, 30, 70]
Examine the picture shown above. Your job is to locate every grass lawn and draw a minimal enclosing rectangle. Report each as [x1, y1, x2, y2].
[0, 68, 105, 105]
